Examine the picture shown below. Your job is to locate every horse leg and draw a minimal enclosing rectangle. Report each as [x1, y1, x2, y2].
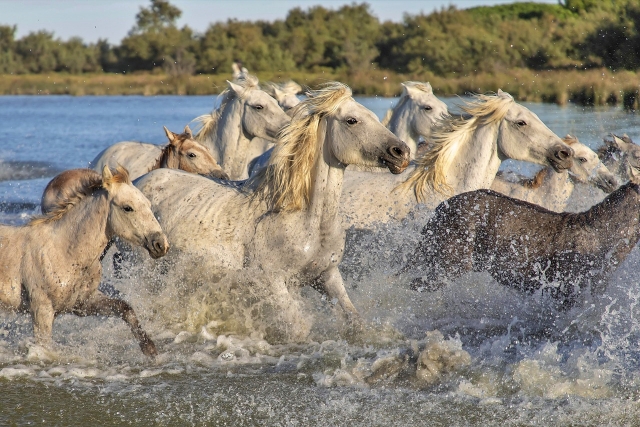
[73, 290, 157, 357]
[30, 296, 55, 346]
[317, 267, 364, 336]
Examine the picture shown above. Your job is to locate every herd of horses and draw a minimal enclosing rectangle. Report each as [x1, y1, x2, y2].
[1, 73, 639, 356]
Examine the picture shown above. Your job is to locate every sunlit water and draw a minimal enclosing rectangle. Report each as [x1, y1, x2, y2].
[1, 95, 639, 426]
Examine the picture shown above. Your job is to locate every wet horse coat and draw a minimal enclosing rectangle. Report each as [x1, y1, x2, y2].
[405, 177, 640, 307]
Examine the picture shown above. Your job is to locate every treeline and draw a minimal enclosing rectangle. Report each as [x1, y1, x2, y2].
[1, 0, 640, 77]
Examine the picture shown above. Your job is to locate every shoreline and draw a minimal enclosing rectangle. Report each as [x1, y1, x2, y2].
[1, 68, 638, 109]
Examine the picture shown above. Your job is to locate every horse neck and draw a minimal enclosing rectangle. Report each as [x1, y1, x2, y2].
[582, 183, 640, 238]
[540, 168, 572, 202]
[306, 120, 345, 229]
[49, 192, 110, 266]
[388, 101, 418, 156]
[214, 100, 251, 178]
[448, 121, 501, 193]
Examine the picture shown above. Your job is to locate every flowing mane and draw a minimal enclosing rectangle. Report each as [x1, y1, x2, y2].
[399, 92, 514, 200]
[250, 82, 352, 212]
[192, 74, 260, 144]
[31, 166, 129, 225]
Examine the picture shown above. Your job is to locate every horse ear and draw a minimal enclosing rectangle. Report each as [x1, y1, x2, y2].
[227, 80, 245, 97]
[184, 125, 193, 139]
[102, 165, 114, 191]
[424, 82, 433, 94]
[497, 89, 513, 100]
[401, 82, 417, 99]
[163, 126, 176, 144]
[272, 86, 285, 102]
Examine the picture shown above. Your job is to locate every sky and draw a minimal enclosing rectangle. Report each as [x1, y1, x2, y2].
[0, 0, 559, 43]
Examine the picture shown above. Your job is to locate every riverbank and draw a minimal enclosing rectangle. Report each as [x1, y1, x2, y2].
[1, 68, 639, 109]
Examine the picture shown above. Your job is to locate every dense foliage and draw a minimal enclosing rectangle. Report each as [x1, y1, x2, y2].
[1, 0, 640, 76]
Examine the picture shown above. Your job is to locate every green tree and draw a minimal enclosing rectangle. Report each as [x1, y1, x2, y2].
[15, 31, 58, 73]
[0, 25, 21, 73]
[117, 0, 196, 74]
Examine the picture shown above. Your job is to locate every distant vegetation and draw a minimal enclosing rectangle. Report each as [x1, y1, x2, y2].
[1, 0, 640, 107]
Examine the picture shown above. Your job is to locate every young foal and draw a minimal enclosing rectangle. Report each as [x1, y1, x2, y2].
[404, 158, 640, 308]
[90, 125, 228, 181]
[0, 166, 169, 356]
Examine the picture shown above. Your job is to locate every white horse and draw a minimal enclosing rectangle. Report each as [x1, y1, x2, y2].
[91, 76, 291, 180]
[133, 82, 410, 342]
[491, 135, 617, 212]
[340, 90, 575, 228]
[382, 81, 449, 159]
[0, 166, 169, 356]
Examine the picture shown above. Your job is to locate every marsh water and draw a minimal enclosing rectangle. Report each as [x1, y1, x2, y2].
[1, 94, 639, 426]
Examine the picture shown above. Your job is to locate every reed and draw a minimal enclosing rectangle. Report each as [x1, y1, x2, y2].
[1, 69, 639, 109]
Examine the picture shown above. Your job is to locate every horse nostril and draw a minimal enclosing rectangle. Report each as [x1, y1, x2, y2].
[389, 145, 407, 159]
[556, 149, 571, 160]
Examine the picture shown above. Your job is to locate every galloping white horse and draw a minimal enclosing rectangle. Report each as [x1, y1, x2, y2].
[491, 135, 617, 212]
[134, 82, 410, 341]
[341, 90, 575, 227]
[382, 82, 449, 159]
[0, 166, 169, 356]
[91, 76, 291, 180]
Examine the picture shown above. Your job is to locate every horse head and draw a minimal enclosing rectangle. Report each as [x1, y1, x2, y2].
[102, 166, 169, 259]
[563, 135, 617, 193]
[495, 89, 574, 171]
[320, 86, 410, 174]
[163, 125, 229, 180]
[227, 79, 291, 142]
[401, 81, 449, 142]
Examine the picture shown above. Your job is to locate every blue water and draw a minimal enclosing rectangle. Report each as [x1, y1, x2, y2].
[1, 94, 640, 426]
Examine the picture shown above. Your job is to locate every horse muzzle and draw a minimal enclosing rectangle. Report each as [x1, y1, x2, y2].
[144, 232, 170, 259]
[204, 169, 230, 180]
[380, 142, 411, 174]
[593, 173, 618, 193]
[547, 144, 574, 172]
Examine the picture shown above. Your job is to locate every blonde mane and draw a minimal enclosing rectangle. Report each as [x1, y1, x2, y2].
[399, 93, 514, 200]
[192, 74, 260, 144]
[251, 82, 352, 212]
[31, 166, 130, 225]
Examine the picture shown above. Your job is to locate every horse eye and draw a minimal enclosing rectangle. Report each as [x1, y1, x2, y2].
[515, 120, 527, 127]
[346, 117, 358, 125]
[188, 152, 197, 158]
[122, 205, 134, 212]
[253, 105, 264, 110]
[579, 157, 587, 163]
[423, 106, 432, 111]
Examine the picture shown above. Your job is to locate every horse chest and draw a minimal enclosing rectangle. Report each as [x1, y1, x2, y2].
[251, 215, 344, 274]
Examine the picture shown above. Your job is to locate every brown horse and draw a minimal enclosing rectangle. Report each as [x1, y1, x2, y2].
[0, 166, 169, 356]
[403, 159, 640, 308]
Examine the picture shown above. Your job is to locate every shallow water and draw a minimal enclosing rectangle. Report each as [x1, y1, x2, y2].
[1, 95, 640, 426]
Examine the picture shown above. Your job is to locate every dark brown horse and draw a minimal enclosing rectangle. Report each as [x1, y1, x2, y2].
[404, 167, 640, 308]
